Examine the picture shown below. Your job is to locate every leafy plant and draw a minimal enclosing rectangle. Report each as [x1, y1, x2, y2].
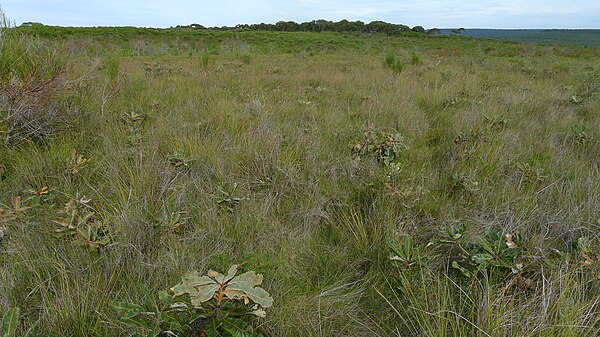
[450, 172, 480, 195]
[217, 183, 248, 212]
[160, 212, 187, 235]
[354, 127, 407, 167]
[576, 236, 597, 267]
[67, 149, 90, 175]
[2, 307, 19, 337]
[0, 196, 32, 223]
[168, 148, 194, 171]
[25, 184, 51, 204]
[388, 236, 432, 276]
[443, 229, 524, 280]
[122, 110, 146, 145]
[113, 265, 272, 337]
[53, 197, 111, 251]
[570, 123, 593, 147]
[516, 161, 547, 184]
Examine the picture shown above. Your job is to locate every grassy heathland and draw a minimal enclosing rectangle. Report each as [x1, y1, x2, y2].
[1, 19, 599, 337]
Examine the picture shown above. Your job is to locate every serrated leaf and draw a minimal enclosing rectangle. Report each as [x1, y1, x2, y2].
[230, 272, 263, 287]
[224, 265, 239, 283]
[227, 271, 273, 308]
[190, 284, 220, 307]
[182, 271, 216, 287]
[171, 283, 199, 297]
[227, 282, 273, 308]
[2, 307, 19, 337]
[223, 288, 247, 300]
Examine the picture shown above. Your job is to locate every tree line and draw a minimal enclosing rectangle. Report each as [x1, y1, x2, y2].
[178, 19, 440, 35]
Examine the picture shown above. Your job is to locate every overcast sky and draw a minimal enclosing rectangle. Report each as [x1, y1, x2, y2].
[1, 0, 599, 29]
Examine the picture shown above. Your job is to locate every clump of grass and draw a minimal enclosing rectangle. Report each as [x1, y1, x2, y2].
[410, 50, 422, 65]
[384, 49, 404, 74]
[199, 49, 209, 71]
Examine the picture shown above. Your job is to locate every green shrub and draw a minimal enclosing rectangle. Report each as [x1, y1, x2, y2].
[113, 265, 272, 337]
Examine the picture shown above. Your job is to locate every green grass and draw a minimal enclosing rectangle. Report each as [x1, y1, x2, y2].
[0, 23, 599, 336]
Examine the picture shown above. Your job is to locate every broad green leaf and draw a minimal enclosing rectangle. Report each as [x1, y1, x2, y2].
[111, 302, 146, 318]
[472, 253, 492, 267]
[2, 307, 19, 337]
[111, 303, 153, 329]
[227, 271, 273, 308]
[209, 269, 226, 283]
[221, 318, 260, 337]
[203, 318, 221, 337]
[227, 282, 273, 308]
[224, 265, 239, 283]
[158, 290, 175, 307]
[223, 289, 247, 300]
[478, 237, 495, 255]
[171, 283, 199, 297]
[190, 284, 220, 307]
[182, 272, 215, 287]
[229, 272, 263, 287]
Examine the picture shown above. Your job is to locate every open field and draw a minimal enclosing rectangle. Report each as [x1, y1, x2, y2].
[1, 23, 599, 336]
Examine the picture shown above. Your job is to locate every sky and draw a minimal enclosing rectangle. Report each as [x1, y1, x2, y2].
[1, 0, 599, 29]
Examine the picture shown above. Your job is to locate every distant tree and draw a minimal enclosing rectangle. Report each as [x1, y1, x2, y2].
[367, 21, 390, 34]
[411, 26, 425, 33]
[452, 27, 465, 34]
[314, 19, 334, 32]
[196, 18, 420, 35]
[21, 22, 43, 27]
[275, 21, 299, 32]
[397, 24, 410, 32]
[427, 28, 441, 35]
[300, 22, 311, 31]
